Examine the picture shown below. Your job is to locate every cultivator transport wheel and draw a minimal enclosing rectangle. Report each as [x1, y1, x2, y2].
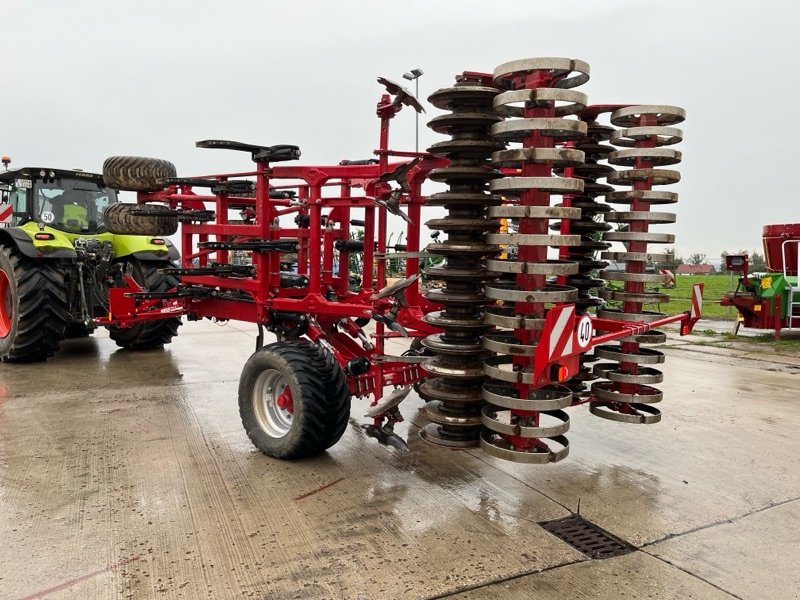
[0, 245, 68, 362]
[238, 340, 351, 459]
[104, 203, 179, 236]
[102, 156, 177, 192]
[107, 259, 182, 349]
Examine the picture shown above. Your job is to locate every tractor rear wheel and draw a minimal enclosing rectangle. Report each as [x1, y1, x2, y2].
[107, 259, 181, 350]
[102, 156, 177, 192]
[0, 245, 68, 362]
[239, 340, 351, 458]
[104, 203, 178, 236]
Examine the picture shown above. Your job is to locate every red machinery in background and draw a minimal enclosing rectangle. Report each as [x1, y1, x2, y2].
[98, 57, 701, 463]
[722, 224, 800, 337]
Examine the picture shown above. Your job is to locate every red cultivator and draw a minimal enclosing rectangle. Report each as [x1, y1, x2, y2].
[98, 57, 702, 462]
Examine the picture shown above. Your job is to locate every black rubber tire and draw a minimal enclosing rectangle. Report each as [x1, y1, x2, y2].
[102, 156, 177, 192]
[0, 245, 68, 362]
[107, 259, 181, 350]
[104, 203, 178, 236]
[239, 340, 351, 459]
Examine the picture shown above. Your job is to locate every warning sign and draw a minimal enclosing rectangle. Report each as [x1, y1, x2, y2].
[0, 204, 12, 224]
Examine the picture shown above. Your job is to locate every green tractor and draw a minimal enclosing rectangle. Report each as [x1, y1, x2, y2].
[0, 164, 181, 362]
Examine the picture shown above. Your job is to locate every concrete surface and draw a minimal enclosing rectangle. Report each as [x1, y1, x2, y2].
[0, 320, 799, 599]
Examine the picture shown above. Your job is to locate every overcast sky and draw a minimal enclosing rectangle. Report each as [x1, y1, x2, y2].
[2, 0, 797, 261]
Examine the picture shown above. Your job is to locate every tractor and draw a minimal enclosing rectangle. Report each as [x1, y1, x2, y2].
[0, 162, 182, 362]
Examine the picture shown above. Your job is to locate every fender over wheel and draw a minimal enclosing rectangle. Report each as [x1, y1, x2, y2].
[239, 340, 351, 458]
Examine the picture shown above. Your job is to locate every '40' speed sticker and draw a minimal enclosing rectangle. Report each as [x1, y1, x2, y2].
[576, 314, 593, 349]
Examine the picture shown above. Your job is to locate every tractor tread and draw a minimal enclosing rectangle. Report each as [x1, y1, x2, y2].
[102, 156, 177, 192]
[0, 246, 68, 362]
[104, 203, 178, 236]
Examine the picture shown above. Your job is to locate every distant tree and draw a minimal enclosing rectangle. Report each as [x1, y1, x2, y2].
[661, 247, 682, 271]
[720, 250, 729, 273]
[688, 253, 707, 265]
[750, 251, 767, 272]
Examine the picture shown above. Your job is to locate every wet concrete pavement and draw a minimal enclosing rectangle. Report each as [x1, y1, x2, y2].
[0, 320, 798, 599]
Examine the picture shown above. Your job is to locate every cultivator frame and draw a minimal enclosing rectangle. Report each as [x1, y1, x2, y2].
[97, 61, 702, 463]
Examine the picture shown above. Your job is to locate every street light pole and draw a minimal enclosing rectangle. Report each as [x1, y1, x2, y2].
[403, 68, 424, 153]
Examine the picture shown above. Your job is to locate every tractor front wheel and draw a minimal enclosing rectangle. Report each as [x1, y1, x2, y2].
[107, 259, 181, 350]
[239, 340, 351, 458]
[0, 245, 68, 362]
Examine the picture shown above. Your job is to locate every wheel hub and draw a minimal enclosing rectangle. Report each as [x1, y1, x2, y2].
[252, 369, 294, 438]
[276, 389, 294, 413]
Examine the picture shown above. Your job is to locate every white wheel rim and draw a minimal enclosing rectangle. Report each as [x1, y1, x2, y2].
[252, 369, 293, 438]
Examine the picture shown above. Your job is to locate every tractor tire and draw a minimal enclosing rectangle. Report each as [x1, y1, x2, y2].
[102, 156, 177, 192]
[239, 340, 351, 459]
[107, 259, 181, 350]
[104, 203, 178, 236]
[0, 245, 68, 362]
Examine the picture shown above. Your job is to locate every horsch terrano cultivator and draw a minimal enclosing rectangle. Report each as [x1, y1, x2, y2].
[91, 57, 701, 463]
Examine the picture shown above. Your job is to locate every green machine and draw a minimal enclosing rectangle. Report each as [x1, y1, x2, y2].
[0, 164, 181, 362]
[722, 244, 800, 336]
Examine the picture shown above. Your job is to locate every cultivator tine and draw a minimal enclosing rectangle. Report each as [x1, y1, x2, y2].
[371, 274, 419, 302]
[364, 386, 412, 418]
[377, 157, 421, 192]
[376, 77, 425, 113]
[373, 191, 412, 223]
[371, 312, 409, 337]
[362, 423, 410, 451]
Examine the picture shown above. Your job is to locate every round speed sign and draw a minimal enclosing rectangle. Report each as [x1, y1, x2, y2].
[576, 314, 593, 349]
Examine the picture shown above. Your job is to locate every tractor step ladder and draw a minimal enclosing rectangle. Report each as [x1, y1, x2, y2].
[782, 240, 800, 330]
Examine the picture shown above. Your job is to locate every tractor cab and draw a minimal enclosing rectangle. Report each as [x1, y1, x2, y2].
[0, 168, 118, 234]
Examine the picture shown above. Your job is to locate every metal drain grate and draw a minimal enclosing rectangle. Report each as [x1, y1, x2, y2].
[539, 515, 636, 559]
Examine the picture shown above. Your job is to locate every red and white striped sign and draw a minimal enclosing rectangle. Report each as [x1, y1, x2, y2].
[690, 283, 704, 319]
[0, 204, 12, 224]
[547, 304, 575, 361]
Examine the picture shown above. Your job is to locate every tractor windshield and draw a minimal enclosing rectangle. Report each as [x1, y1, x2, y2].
[33, 178, 118, 234]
